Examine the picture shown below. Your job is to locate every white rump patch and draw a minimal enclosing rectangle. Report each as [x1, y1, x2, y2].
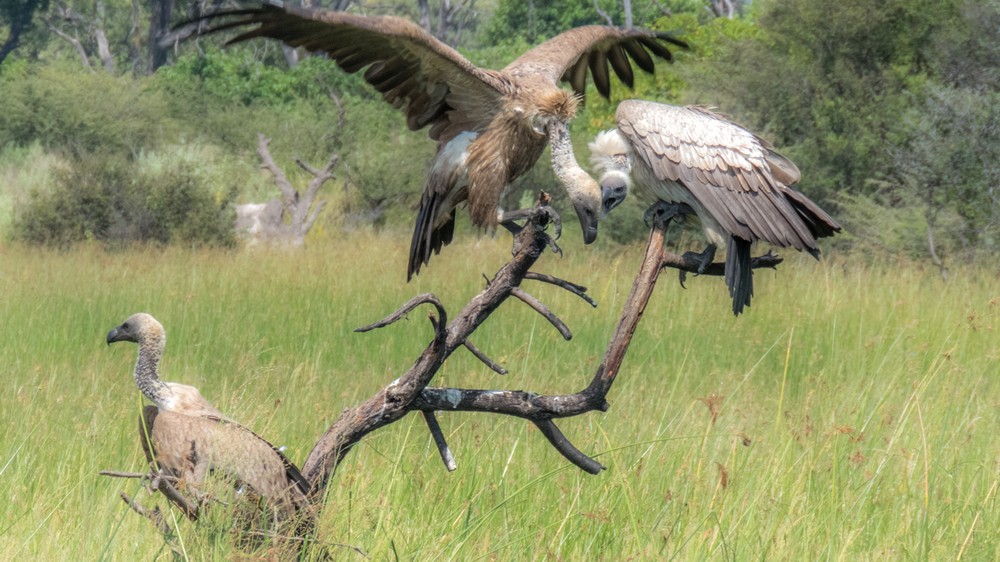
[434, 131, 477, 174]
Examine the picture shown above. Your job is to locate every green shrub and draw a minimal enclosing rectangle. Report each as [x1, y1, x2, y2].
[14, 152, 237, 248]
[0, 61, 172, 156]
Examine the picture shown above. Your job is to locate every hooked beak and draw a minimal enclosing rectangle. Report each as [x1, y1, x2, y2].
[572, 200, 599, 244]
[106, 326, 128, 346]
[600, 180, 628, 218]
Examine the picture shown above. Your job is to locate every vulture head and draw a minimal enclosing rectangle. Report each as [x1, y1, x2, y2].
[589, 129, 634, 217]
[107, 313, 164, 348]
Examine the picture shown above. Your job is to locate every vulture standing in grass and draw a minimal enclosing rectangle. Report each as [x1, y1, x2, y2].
[107, 313, 310, 516]
[191, 2, 686, 278]
[589, 101, 841, 315]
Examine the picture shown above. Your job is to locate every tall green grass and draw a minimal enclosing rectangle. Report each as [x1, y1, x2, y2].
[0, 233, 997, 560]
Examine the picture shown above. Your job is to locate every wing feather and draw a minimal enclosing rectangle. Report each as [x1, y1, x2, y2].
[607, 44, 634, 88]
[588, 50, 611, 99]
[192, 4, 510, 141]
[504, 26, 686, 102]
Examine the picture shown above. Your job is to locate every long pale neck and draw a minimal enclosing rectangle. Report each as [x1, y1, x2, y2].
[134, 337, 170, 407]
[548, 120, 599, 203]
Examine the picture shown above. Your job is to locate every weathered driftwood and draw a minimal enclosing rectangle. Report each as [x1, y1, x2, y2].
[103, 201, 782, 543]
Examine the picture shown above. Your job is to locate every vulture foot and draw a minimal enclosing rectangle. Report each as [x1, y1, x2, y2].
[502, 204, 563, 256]
[643, 201, 692, 229]
[683, 244, 717, 275]
[678, 244, 717, 288]
[501, 205, 562, 239]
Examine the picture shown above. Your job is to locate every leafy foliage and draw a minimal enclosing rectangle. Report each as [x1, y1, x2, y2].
[14, 151, 237, 248]
[0, 61, 172, 155]
[681, 0, 1000, 263]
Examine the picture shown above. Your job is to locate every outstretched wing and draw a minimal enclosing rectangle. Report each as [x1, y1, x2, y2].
[616, 100, 839, 250]
[504, 26, 687, 101]
[191, 2, 512, 141]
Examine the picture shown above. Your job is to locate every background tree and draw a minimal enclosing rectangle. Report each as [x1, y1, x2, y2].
[0, 0, 49, 65]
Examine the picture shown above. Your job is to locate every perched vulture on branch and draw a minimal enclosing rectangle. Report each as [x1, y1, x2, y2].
[589, 101, 841, 315]
[107, 313, 310, 516]
[188, 2, 686, 278]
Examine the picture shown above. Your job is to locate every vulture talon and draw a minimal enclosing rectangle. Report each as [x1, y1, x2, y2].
[683, 244, 717, 275]
[642, 201, 688, 229]
[678, 270, 688, 289]
[545, 235, 564, 257]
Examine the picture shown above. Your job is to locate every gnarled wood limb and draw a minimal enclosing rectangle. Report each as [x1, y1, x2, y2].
[301, 207, 560, 493]
[525, 272, 597, 308]
[409, 217, 784, 471]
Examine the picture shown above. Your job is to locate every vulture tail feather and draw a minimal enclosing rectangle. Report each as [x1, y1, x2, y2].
[726, 236, 753, 316]
[408, 192, 455, 280]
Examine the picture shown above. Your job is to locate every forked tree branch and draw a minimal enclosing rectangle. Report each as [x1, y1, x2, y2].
[408, 212, 783, 473]
[303, 205, 778, 484]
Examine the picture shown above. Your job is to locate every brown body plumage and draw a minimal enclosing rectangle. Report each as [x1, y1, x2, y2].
[590, 101, 841, 314]
[194, 4, 686, 278]
[108, 313, 309, 517]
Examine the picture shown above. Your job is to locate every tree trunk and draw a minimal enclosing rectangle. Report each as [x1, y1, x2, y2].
[0, 0, 45, 66]
[418, 0, 431, 31]
[148, 0, 174, 72]
[95, 28, 114, 71]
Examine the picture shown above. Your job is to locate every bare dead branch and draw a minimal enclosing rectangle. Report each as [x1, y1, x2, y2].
[592, 0, 615, 25]
[422, 411, 457, 472]
[246, 134, 335, 246]
[257, 133, 297, 211]
[533, 420, 604, 474]
[120, 492, 175, 537]
[524, 272, 597, 308]
[354, 293, 447, 339]
[510, 287, 572, 340]
[302, 205, 558, 492]
[46, 21, 93, 69]
[100, 470, 150, 479]
[156, 475, 201, 520]
[303, 200, 328, 233]
[462, 338, 507, 375]
[663, 248, 783, 276]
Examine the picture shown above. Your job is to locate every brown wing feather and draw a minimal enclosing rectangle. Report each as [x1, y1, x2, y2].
[617, 100, 839, 251]
[505, 26, 686, 102]
[141, 407, 311, 511]
[194, 4, 510, 142]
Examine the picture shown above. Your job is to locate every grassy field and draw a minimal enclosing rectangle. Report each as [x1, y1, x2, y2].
[0, 231, 997, 560]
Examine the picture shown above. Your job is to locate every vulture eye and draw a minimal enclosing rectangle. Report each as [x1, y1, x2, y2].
[122, 323, 130, 330]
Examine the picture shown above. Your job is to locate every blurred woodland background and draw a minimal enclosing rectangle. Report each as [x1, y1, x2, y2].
[1, 0, 998, 271]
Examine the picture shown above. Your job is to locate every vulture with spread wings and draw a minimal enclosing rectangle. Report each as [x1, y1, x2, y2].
[590, 101, 841, 315]
[193, 3, 685, 278]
